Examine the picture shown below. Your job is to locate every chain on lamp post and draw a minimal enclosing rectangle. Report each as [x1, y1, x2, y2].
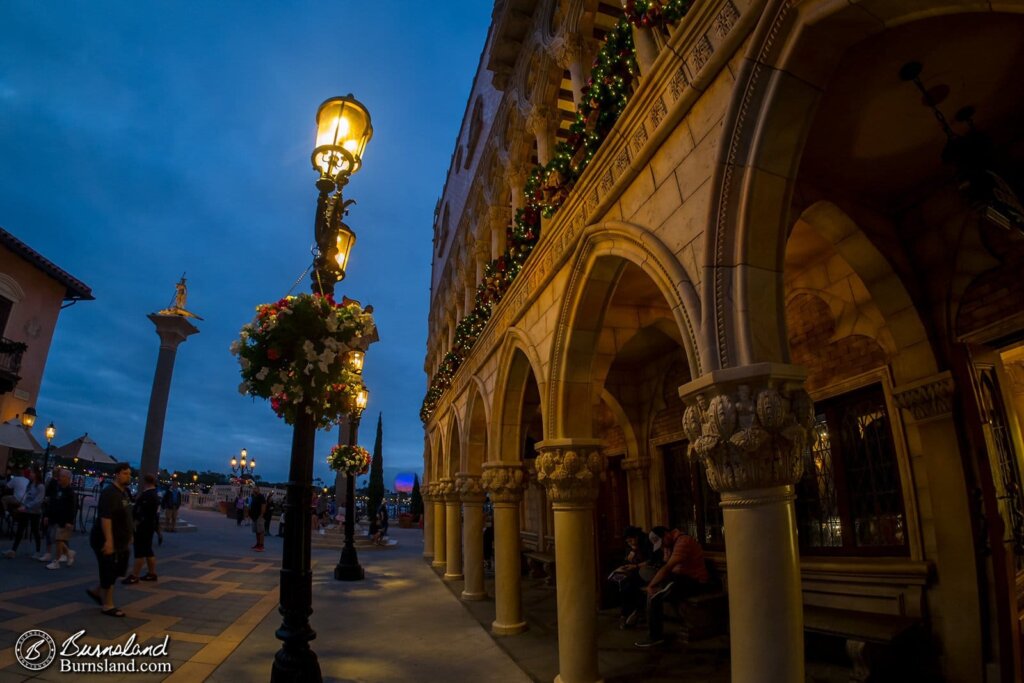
[335, 358, 369, 581]
[272, 94, 372, 683]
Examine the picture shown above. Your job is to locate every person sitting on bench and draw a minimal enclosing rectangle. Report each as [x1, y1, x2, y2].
[635, 526, 709, 648]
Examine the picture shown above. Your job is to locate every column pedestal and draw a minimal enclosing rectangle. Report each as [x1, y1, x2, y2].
[536, 441, 605, 683]
[458, 474, 487, 600]
[483, 463, 528, 636]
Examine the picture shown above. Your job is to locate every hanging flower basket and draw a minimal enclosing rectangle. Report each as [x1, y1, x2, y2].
[327, 444, 371, 476]
[232, 293, 376, 429]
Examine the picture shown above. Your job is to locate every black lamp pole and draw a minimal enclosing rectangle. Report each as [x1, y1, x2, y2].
[335, 411, 365, 580]
[272, 95, 371, 683]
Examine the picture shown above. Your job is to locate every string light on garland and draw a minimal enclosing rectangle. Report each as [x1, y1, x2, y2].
[421, 10, 695, 423]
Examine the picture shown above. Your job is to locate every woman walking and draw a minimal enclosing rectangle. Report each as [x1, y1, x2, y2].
[3, 468, 45, 559]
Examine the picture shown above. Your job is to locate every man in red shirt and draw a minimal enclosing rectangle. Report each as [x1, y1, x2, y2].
[635, 526, 709, 648]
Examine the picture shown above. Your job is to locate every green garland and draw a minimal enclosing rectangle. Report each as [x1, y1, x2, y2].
[421, 9, 691, 423]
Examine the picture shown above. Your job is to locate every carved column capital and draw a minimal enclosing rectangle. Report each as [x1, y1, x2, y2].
[679, 363, 813, 494]
[534, 439, 605, 505]
[526, 107, 556, 137]
[436, 478, 459, 503]
[481, 463, 527, 504]
[455, 473, 486, 504]
[893, 371, 955, 423]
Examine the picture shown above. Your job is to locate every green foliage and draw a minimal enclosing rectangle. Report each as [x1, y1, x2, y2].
[410, 474, 424, 519]
[367, 413, 385, 519]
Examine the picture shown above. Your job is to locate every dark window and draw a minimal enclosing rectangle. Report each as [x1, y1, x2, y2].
[796, 384, 908, 556]
[0, 296, 12, 336]
[662, 441, 723, 550]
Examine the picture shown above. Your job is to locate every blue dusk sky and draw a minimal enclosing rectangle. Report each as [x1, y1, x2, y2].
[0, 2, 492, 483]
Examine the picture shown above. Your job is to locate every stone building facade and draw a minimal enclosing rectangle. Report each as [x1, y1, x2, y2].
[421, 1, 1024, 681]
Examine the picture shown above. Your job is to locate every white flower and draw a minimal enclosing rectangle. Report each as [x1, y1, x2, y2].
[304, 362, 314, 375]
[279, 370, 289, 381]
[271, 383, 284, 394]
[325, 315, 338, 332]
[324, 337, 339, 350]
[303, 340, 317, 361]
[256, 366, 270, 381]
[305, 406, 313, 414]
[229, 340, 241, 355]
[240, 358, 251, 371]
[238, 382, 250, 395]
[319, 349, 336, 366]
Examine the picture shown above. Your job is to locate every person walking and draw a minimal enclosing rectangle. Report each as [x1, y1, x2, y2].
[235, 494, 245, 527]
[3, 468, 45, 559]
[377, 501, 389, 544]
[45, 469, 77, 569]
[249, 485, 266, 551]
[161, 481, 181, 532]
[123, 473, 160, 584]
[86, 463, 133, 617]
[38, 467, 61, 563]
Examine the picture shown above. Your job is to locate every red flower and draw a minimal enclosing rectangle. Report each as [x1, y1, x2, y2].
[267, 348, 281, 361]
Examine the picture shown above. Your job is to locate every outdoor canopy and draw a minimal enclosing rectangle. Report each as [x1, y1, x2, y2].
[52, 433, 117, 464]
[0, 419, 43, 451]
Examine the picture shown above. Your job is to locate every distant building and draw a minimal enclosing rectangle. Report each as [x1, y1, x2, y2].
[0, 226, 92, 471]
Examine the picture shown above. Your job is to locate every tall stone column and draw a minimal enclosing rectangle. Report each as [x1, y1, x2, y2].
[509, 170, 529, 212]
[535, 440, 605, 683]
[679, 363, 813, 683]
[432, 481, 448, 570]
[441, 479, 463, 580]
[422, 483, 435, 560]
[490, 206, 510, 260]
[140, 313, 199, 476]
[482, 462, 528, 635]
[527, 107, 557, 166]
[458, 473, 487, 600]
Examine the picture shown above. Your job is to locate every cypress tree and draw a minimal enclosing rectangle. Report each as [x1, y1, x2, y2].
[410, 474, 424, 520]
[367, 412, 385, 520]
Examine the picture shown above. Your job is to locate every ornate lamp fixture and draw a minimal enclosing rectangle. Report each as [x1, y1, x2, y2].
[20, 407, 36, 428]
[900, 61, 1024, 235]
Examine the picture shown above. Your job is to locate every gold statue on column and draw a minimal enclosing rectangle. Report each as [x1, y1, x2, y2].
[157, 274, 203, 320]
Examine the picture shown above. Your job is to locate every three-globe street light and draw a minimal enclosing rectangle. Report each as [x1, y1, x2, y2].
[230, 448, 256, 481]
[335, 354, 369, 581]
[272, 94, 372, 683]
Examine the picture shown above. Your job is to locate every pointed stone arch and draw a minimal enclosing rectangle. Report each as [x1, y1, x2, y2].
[464, 379, 489, 476]
[548, 220, 701, 439]
[444, 411, 462, 480]
[491, 327, 547, 464]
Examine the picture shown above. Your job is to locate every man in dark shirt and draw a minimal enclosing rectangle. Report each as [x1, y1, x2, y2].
[250, 486, 266, 551]
[124, 473, 161, 584]
[45, 469, 77, 569]
[87, 463, 133, 617]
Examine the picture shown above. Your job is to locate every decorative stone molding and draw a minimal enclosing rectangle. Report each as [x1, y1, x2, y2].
[679, 364, 813, 494]
[436, 478, 458, 504]
[456, 473, 486, 504]
[620, 457, 651, 473]
[481, 463, 528, 504]
[534, 440, 605, 504]
[421, 483, 436, 504]
[893, 371, 956, 423]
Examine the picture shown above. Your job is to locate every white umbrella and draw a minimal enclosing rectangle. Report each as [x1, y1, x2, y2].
[52, 433, 117, 464]
[0, 419, 42, 451]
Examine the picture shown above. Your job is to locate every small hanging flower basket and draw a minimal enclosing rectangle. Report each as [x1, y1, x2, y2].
[327, 444, 371, 476]
[232, 293, 376, 429]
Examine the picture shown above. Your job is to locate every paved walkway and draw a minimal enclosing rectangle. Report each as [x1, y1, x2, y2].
[0, 508, 527, 683]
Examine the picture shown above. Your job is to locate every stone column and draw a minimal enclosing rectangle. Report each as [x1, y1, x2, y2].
[554, 39, 586, 107]
[527, 107, 557, 166]
[482, 462, 528, 635]
[140, 313, 199, 476]
[422, 483, 435, 560]
[535, 440, 605, 683]
[509, 170, 529, 212]
[631, 26, 660, 76]
[679, 363, 813, 683]
[432, 481, 448, 570]
[441, 479, 463, 580]
[490, 206, 510, 260]
[458, 473, 487, 600]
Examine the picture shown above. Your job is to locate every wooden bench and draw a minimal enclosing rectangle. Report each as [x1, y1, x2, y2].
[524, 551, 555, 586]
[804, 606, 931, 682]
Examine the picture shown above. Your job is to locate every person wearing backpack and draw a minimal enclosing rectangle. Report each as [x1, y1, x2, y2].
[161, 482, 182, 532]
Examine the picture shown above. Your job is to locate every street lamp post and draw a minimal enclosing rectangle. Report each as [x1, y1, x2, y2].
[41, 422, 56, 473]
[229, 448, 255, 485]
[335, 382, 369, 581]
[272, 94, 372, 683]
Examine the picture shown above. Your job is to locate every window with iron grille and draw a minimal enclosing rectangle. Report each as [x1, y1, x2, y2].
[662, 441, 724, 550]
[795, 384, 908, 555]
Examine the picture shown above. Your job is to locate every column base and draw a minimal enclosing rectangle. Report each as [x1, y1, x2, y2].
[443, 572, 464, 581]
[491, 620, 527, 636]
[461, 590, 488, 601]
[431, 560, 446, 569]
[333, 563, 364, 581]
